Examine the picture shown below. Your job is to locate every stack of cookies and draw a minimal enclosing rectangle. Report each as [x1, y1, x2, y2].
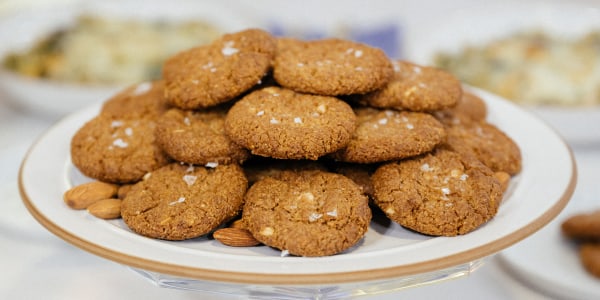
[66, 28, 522, 257]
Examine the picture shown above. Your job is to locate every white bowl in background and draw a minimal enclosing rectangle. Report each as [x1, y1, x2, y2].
[405, 2, 600, 146]
[0, 0, 257, 118]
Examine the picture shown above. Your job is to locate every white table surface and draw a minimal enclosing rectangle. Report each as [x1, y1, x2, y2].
[1, 0, 600, 299]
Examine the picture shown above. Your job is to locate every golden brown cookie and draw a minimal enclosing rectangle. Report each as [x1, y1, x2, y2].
[155, 107, 250, 165]
[361, 60, 462, 112]
[70, 115, 170, 183]
[331, 108, 446, 163]
[242, 170, 371, 256]
[580, 243, 600, 278]
[445, 121, 522, 175]
[224, 86, 356, 160]
[562, 210, 600, 241]
[163, 28, 276, 109]
[100, 80, 170, 119]
[273, 38, 393, 96]
[371, 147, 503, 236]
[332, 162, 377, 199]
[242, 156, 329, 185]
[121, 163, 247, 240]
[434, 91, 488, 126]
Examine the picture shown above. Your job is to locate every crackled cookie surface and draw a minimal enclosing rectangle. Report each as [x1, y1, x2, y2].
[445, 121, 522, 175]
[243, 170, 371, 256]
[121, 163, 247, 240]
[225, 86, 356, 160]
[372, 148, 503, 236]
[155, 107, 250, 165]
[361, 60, 462, 111]
[100, 80, 170, 119]
[331, 107, 446, 163]
[163, 28, 276, 109]
[273, 38, 393, 96]
[70, 115, 169, 183]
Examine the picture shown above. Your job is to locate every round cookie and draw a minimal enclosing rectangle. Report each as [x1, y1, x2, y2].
[445, 121, 522, 175]
[70, 115, 170, 183]
[580, 243, 600, 278]
[434, 91, 487, 126]
[273, 38, 393, 96]
[224, 86, 357, 160]
[361, 60, 462, 111]
[371, 147, 503, 236]
[101, 80, 170, 119]
[163, 28, 276, 109]
[243, 170, 371, 256]
[155, 107, 250, 165]
[121, 163, 247, 240]
[561, 210, 600, 241]
[331, 108, 446, 163]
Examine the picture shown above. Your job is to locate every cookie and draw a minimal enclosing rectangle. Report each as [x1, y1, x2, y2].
[580, 243, 600, 278]
[561, 210, 600, 241]
[273, 38, 393, 96]
[224, 86, 356, 160]
[242, 170, 371, 256]
[361, 60, 462, 112]
[242, 156, 328, 185]
[332, 162, 376, 199]
[101, 80, 170, 119]
[371, 147, 503, 236]
[70, 115, 170, 183]
[331, 108, 446, 163]
[163, 28, 276, 109]
[121, 163, 247, 240]
[434, 91, 487, 126]
[155, 107, 250, 165]
[445, 121, 522, 175]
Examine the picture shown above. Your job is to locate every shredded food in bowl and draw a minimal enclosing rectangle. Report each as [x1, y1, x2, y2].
[2, 15, 222, 85]
[435, 31, 600, 106]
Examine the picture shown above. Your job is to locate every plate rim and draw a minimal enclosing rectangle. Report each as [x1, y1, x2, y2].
[18, 88, 577, 285]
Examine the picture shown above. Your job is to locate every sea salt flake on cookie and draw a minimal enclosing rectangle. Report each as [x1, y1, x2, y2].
[133, 82, 153, 96]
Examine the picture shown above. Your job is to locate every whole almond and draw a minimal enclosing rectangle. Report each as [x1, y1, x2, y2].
[63, 181, 119, 209]
[87, 198, 122, 219]
[213, 227, 261, 247]
[117, 184, 134, 199]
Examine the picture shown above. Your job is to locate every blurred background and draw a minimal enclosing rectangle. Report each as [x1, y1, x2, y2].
[1, 0, 600, 299]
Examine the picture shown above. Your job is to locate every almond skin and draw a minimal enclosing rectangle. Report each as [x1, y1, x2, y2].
[87, 198, 122, 219]
[213, 227, 261, 247]
[63, 181, 119, 209]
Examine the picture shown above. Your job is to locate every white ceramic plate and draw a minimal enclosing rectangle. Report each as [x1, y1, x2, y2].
[405, 2, 600, 146]
[19, 87, 575, 294]
[0, 0, 255, 118]
[500, 150, 600, 300]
